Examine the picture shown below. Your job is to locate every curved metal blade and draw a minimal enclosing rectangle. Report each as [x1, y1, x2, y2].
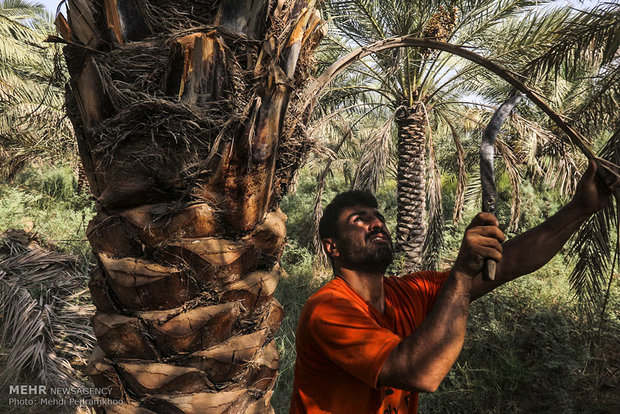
[480, 93, 523, 214]
[480, 93, 523, 281]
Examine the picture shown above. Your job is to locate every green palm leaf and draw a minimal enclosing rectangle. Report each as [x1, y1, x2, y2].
[567, 129, 620, 312]
[0, 1, 75, 179]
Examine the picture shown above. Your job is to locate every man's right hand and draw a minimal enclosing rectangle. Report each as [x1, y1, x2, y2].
[453, 213, 506, 279]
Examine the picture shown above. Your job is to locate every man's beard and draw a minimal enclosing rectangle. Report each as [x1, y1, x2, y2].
[337, 233, 393, 273]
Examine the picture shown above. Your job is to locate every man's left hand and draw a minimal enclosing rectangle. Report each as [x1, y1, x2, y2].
[571, 160, 620, 216]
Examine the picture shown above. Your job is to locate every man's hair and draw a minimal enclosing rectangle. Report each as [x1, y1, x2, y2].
[319, 191, 378, 240]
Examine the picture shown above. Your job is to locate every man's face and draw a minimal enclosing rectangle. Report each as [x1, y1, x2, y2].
[329, 205, 394, 272]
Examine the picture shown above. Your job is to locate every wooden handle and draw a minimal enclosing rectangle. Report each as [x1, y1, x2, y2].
[483, 259, 496, 281]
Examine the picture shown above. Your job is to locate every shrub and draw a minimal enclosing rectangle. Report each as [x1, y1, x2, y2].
[0, 164, 94, 256]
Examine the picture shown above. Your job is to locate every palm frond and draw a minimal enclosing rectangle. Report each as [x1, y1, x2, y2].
[535, 135, 582, 197]
[567, 128, 620, 311]
[463, 168, 482, 214]
[0, 233, 94, 389]
[568, 62, 619, 135]
[496, 138, 522, 231]
[0, 2, 75, 177]
[439, 113, 467, 225]
[567, 204, 614, 309]
[524, 2, 620, 80]
[352, 114, 393, 192]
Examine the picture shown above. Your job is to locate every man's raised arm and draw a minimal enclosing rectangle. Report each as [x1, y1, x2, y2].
[378, 160, 618, 393]
[471, 160, 619, 300]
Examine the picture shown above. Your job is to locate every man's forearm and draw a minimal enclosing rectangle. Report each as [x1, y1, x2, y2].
[378, 271, 472, 392]
[471, 200, 590, 299]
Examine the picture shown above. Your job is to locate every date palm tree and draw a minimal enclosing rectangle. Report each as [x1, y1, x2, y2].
[322, 0, 575, 271]
[56, 0, 324, 412]
[0, 0, 74, 179]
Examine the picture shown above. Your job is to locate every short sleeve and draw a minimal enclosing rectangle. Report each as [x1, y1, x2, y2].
[399, 271, 450, 317]
[308, 294, 402, 389]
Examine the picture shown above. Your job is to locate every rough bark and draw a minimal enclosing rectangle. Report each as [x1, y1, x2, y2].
[58, 1, 323, 412]
[395, 104, 427, 273]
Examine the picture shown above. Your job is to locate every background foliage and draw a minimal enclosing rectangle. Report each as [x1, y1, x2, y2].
[0, 0, 76, 180]
[1, 164, 616, 413]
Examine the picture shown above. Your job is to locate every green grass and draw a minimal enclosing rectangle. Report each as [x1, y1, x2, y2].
[420, 257, 619, 413]
[0, 164, 95, 256]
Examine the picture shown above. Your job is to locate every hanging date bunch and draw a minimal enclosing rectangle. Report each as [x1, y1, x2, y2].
[422, 5, 458, 57]
[52, 0, 325, 412]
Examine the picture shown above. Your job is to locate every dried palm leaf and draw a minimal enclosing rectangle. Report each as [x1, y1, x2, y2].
[496, 138, 522, 231]
[352, 114, 393, 193]
[0, 233, 94, 390]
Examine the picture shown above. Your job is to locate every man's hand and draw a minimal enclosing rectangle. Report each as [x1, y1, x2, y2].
[571, 160, 620, 216]
[453, 213, 506, 279]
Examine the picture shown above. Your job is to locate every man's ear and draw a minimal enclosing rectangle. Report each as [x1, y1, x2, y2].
[322, 238, 339, 259]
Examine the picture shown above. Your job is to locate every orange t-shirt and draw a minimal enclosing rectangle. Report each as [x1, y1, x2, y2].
[290, 271, 450, 414]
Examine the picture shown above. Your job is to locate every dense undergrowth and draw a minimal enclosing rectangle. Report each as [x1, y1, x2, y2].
[0, 164, 95, 257]
[1, 165, 617, 413]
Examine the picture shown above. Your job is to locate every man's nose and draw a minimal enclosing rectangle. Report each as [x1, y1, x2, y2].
[368, 216, 385, 231]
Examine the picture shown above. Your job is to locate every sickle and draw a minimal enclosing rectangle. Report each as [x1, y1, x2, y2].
[480, 93, 523, 281]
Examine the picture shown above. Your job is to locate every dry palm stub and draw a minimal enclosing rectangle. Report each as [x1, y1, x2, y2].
[57, 1, 324, 412]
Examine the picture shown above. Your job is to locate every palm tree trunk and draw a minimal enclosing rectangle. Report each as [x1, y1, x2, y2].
[58, 1, 323, 412]
[395, 103, 427, 273]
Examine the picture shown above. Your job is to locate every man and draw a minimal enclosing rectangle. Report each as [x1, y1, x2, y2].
[289, 161, 618, 413]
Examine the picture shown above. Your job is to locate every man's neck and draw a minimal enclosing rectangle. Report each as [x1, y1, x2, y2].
[336, 267, 386, 313]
